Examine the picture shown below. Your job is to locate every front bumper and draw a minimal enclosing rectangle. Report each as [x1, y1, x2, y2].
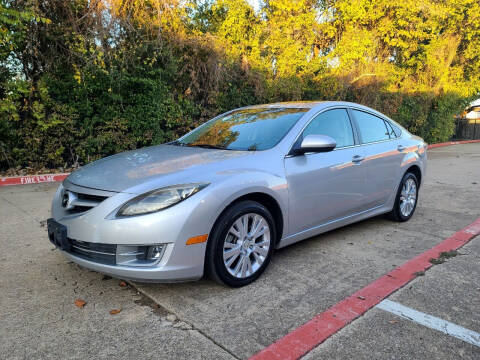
[49, 181, 221, 282]
[61, 250, 202, 282]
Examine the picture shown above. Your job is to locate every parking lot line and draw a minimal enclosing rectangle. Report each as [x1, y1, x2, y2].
[249, 217, 480, 360]
[376, 299, 480, 348]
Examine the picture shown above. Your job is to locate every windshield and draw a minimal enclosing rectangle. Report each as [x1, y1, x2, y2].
[175, 107, 309, 151]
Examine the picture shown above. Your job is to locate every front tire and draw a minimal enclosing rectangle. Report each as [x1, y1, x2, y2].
[389, 172, 419, 222]
[206, 200, 276, 287]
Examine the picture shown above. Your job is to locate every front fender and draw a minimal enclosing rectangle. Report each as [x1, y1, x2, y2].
[202, 170, 289, 239]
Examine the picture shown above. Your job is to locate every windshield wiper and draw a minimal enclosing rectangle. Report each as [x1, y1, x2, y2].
[169, 140, 186, 146]
[188, 144, 227, 150]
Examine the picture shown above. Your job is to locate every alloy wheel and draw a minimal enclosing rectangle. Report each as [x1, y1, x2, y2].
[223, 213, 271, 279]
[399, 178, 417, 217]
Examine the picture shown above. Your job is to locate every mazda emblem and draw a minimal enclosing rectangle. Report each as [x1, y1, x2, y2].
[62, 192, 70, 208]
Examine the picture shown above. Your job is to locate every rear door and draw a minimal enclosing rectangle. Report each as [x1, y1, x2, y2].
[350, 109, 404, 208]
[285, 108, 368, 235]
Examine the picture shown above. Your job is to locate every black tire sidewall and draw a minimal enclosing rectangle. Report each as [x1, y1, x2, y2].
[207, 200, 276, 287]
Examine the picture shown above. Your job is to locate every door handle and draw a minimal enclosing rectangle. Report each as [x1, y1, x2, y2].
[352, 155, 364, 163]
[397, 145, 406, 152]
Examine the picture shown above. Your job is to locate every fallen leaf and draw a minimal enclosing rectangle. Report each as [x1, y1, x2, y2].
[389, 320, 398, 324]
[119, 281, 127, 287]
[109, 308, 122, 315]
[74, 299, 86, 308]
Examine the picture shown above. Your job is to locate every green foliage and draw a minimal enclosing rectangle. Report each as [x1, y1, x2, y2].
[0, 0, 479, 170]
[423, 94, 472, 143]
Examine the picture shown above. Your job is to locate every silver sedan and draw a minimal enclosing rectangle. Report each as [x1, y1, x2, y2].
[48, 101, 427, 287]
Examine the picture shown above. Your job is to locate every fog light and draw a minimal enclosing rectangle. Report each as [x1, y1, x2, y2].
[116, 244, 165, 266]
[146, 245, 164, 261]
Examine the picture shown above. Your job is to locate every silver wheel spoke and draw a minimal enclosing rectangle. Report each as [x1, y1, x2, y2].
[224, 246, 241, 265]
[253, 226, 266, 239]
[234, 218, 246, 238]
[252, 251, 264, 266]
[399, 178, 417, 217]
[253, 246, 268, 257]
[246, 255, 253, 275]
[251, 216, 265, 237]
[233, 254, 244, 276]
[241, 255, 247, 277]
[229, 227, 241, 239]
[249, 215, 261, 235]
[255, 239, 270, 247]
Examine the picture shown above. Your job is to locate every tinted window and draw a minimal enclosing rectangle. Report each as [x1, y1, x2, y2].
[352, 110, 390, 143]
[176, 107, 308, 151]
[384, 120, 396, 138]
[390, 122, 402, 137]
[303, 109, 354, 148]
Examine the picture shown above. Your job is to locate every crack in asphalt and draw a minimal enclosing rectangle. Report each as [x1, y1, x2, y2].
[0, 193, 43, 223]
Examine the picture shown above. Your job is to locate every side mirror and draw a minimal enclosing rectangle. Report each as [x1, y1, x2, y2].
[293, 134, 336, 155]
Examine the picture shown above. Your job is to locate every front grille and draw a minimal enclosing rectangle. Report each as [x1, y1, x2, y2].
[62, 190, 109, 215]
[69, 239, 117, 265]
[77, 193, 108, 203]
[67, 206, 93, 214]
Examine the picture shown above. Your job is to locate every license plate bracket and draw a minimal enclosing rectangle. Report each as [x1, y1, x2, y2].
[47, 218, 70, 251]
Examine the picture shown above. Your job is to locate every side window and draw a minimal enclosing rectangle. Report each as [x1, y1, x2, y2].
[352, 110, 390, 143]
[384, 120, 396, 138]
[303, 109, 354, 148]
[390, 122, 402, 137]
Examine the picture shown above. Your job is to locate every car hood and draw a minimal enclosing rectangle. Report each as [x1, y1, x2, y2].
[66, 145, 250, 192]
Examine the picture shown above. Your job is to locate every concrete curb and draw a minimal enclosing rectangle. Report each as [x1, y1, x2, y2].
[0, 173, 69, 187]
[427, 139, 480, 149]
[1, 140, 479, 187]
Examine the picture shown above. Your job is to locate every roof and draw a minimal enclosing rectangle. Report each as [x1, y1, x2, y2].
[241, 101, 389, 120]
[242, 101, 362, 109]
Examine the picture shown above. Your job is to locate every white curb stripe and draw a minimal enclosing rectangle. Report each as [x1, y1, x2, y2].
[377, 299, 480, 348]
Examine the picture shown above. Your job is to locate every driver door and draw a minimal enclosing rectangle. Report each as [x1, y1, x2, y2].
[284, 108, 368, 235]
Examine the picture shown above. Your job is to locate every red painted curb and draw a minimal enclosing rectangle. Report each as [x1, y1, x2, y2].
[250, 217, 480, 360]
[427, 139, 480, 149]
[0, 173, 69, 187]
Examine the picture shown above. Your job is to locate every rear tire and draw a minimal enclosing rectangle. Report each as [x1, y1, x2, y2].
[206, 200, 276, 287]
[388, 172, 419, 222]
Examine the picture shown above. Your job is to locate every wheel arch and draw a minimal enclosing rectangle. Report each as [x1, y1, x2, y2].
[405, 164, 422, 187]
[212, 192, 285, 246]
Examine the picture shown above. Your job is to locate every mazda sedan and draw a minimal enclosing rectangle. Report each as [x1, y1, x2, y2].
[48, 101, 427, 287]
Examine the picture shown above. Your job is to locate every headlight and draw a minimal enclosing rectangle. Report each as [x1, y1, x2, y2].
[117, 183, 209, 217]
